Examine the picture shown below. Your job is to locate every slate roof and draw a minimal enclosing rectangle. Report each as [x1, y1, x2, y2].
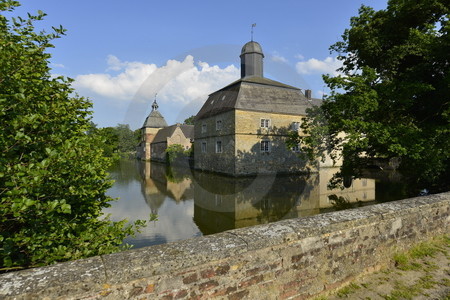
[241, 41, 264, 56]
[196, 76, 321, 120]
[142, 110, 168, 128]
[152, 124, 194, 144]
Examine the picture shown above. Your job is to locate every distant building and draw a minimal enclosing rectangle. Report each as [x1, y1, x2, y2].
[194, 40, 321, 175]
[151, 123, 194, 162]
[137, 99, 193, 161]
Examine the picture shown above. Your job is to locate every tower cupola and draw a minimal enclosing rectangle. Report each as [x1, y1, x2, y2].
[240, 41, 264, 78]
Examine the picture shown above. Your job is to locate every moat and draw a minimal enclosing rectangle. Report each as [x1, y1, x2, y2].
[104, 159, 411, 249]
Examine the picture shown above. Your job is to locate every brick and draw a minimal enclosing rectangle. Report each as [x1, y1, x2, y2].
[215, 264, 230, 276]
[129, 286, 143, 297]
[161, 294, 174, 300]
[238, 274, 264, 288]
[199, 280, 219, 291]
[245, 265, 269, 277]
[211, 286, 237, 297]
[145, 283, 155, 293]
[228, 290, 249, 300]
[175, 289, 188, 299]
[200, 268, 215, 279]
[280, 289, 298, 299]
[282, 280, 299, 291]
[183, 273, 198, 284]
[291, 253, 303, 263]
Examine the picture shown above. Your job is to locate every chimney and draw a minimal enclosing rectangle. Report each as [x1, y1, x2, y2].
[305, 89, 312, 100]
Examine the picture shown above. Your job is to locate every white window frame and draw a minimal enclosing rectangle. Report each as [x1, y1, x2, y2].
[260, 140, 270, 153]
[216, 140, 222, 153]
[291, 144, 301, 153]
[291, 122, 300, 131]
[216, 120, 222, 131]
[201, 123, 207, 133]
[260, 118, 270, 128]
[201, 142, 207, 153]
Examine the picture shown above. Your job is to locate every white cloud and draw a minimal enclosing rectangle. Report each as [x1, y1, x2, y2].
[296, 56, 343, 76]
[74, 56, 158, 100]
[51, 63, 65, 68]
[74, 55, 239, 105]
[270, 52, 288, 63]
[106, 54, 126, 71]
[295, 54, 305, 60]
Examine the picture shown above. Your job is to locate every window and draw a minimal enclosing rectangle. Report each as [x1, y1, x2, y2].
[216, 120, 222, 130]
[201, 124, 207, 133]
[291, 144, 300, 153]
[201, 142, 207, 153]
[260, 118, 270, 128]
[291, 122, 300, 131]
[260, 140, 270, 153]
[216, 141, 222, 153]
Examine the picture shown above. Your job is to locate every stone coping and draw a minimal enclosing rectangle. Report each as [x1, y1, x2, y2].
[1, 192, 449, 297]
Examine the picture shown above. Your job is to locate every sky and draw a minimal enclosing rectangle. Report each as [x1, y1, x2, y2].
[9, 0, 388, 129]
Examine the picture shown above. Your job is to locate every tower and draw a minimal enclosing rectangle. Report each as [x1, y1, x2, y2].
[240, 41, 264, 78]
[139, 98, 168, 160]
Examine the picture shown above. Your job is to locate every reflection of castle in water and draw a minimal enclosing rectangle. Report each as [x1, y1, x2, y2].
[137, 161, 375, 235]
[137, 161, 194, 215]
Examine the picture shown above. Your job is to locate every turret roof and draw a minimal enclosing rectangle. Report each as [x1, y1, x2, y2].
[142, 109, 168, 128]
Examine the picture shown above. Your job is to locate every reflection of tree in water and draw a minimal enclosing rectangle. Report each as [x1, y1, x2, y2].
[362, 169, 409, 202]
[107, 159, 142, 187]
[253, 174, 309, 224]
[193, 171, 312, 235]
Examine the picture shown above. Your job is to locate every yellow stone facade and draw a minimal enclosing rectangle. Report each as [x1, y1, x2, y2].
[194, 109, 310, 175]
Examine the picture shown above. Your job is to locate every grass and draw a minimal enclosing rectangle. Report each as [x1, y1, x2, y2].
[393, 237, 448, 271]
[381, 236, 449, 299]
[326, 235, 449, 299]
[336, 283, 361, 298]
[381, 275, 439, 300]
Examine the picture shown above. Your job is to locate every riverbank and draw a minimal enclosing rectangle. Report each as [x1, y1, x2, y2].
[324, 235, 450, 300]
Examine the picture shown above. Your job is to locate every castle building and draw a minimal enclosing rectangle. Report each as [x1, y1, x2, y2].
[194, 41, 320, 175]
[136, 99, 193, 161]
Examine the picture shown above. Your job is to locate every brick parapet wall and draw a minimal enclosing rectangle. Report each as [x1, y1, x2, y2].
[1, 192, 449, 299]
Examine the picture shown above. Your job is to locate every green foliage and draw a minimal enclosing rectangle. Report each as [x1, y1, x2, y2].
[393, 237, 448, 271]
[87, 123, 140, 159]
[328, 194, 354, 211]
[336, 283, 361, 298]
[165, 144, 189, 164]
[298, 0, 450, 193]
[0, 2, 143, 271]
[183, 115, 196, 125]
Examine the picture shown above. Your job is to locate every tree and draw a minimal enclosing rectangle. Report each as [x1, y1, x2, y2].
[292, 0, 449, 193]
[183, 115, 196, 125]
[115, 124, 136, 153]
[0, 1, 142, 271]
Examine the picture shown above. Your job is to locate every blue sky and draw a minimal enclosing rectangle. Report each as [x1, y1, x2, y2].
[10, 0, 387, 129]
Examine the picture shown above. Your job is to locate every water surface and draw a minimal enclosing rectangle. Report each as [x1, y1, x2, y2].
[104, 159, 409, 248]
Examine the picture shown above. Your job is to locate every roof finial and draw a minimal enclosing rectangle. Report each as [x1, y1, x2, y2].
[251, 23, 256, 41]
[151, 93, 159, 111]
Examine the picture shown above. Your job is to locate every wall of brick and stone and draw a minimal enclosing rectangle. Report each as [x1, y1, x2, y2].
[1, 192, 449, 299]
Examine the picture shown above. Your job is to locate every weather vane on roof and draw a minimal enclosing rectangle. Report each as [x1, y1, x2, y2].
[251, 23, 256, 41]
[152, 93, 159, 111]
